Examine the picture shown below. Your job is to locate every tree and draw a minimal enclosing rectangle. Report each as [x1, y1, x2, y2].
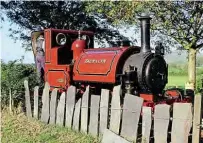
[86, 1, 203, 90]
[1, 1, 128, 50]
[1, 60, 38, 111]
[150, 2, 203, 91]
[86, 1, 145, 25]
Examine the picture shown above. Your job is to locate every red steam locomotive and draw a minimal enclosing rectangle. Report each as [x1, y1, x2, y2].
[31, 14, 191, 105]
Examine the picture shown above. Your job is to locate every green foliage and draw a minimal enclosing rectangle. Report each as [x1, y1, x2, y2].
[86, 1, 203, 51]
[149, 2, 203, 51]
[85, 1, 145, 25]
[1, 1, 128, 49]
[196, 74, 203, 92]
[2, 108, 99, 143]
[1, 60, 39, 107]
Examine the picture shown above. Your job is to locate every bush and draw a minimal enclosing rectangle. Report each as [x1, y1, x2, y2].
[1, 60, 40, 108]
[196, 74, 203, 92]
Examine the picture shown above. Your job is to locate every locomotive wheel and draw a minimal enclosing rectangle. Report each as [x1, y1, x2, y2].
[163, 88, 184, 100]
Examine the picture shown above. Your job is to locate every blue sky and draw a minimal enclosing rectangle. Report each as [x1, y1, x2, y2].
[1, 19, 35, 64]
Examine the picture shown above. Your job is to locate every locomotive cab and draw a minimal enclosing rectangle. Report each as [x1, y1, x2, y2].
[31, 29, 94, 89]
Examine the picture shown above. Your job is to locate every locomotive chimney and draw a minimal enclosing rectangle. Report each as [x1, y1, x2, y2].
[138, 13, 152, 53]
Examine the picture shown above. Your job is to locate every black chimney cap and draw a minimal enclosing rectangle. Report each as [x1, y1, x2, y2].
[138, 13, 152, 20]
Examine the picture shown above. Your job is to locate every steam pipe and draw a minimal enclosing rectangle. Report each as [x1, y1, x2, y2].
[138, 13, 152, 53]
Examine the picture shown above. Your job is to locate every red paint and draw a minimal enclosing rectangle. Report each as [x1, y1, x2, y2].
[164, 90, 180, 97]
[43, 29, 93, 90]
[72, 39, 86, 61]
[45, 64, 72, 91]
[73, 47, 131, 83]
[140, 94, 154, 101]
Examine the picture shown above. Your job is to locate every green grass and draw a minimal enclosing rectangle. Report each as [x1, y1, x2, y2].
[167, 75, 187, 87]
[166, 66, 203, 90]
[2, 108, 99, 143]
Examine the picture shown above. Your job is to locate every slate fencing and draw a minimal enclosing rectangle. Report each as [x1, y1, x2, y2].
[24, 80, 203, 143]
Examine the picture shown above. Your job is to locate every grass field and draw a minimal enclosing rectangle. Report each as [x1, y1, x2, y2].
[166, 66, 203, 89]
[167, 75, 187, 87]
[2, 108, 99, 143]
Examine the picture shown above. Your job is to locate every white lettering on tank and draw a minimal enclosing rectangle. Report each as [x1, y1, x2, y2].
[84, 59, 106, 64]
